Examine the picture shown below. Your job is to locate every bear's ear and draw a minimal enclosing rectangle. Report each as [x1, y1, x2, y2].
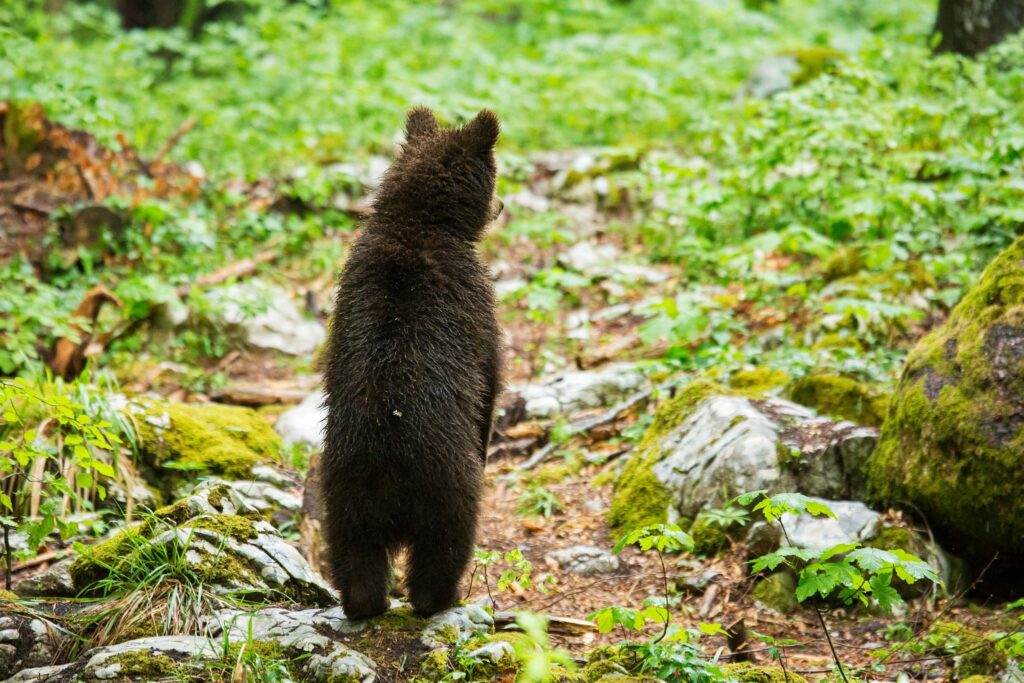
[462, 109, 500, 154]
[405, 107, 438, 141]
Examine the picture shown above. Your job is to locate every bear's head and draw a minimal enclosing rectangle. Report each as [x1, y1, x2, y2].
[372, 107, 502, 242]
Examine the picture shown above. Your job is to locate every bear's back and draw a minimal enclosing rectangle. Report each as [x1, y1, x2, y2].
[323, 227, 496, 476]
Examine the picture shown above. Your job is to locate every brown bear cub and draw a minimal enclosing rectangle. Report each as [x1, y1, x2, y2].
[321, 108, 503, 619]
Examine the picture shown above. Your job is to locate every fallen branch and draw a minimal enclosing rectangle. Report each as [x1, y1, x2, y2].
[153, 118, 196, 165]
[47, 284, 122, 380]
[492, 610, 597, 634]
[210, 384, 309, 407]
[518, 384, 661, 471]
[175, 244, 279, 297]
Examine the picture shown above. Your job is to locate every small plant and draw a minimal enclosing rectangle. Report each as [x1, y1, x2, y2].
[511, 612, 577, 683]
[735, 490, 942, 682]
[0, 377, 131, 584]
[517, 482, 565, 519]
[591, 524, 693, 642]
[72, 515, 252, 646]
[470, 547, 554, 609]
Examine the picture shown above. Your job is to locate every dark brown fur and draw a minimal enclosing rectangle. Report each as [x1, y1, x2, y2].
[320, 108, 503, 619]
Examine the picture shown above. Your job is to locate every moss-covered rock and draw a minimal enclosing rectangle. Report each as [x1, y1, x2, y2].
[723, 662, 808, 683]
[928, 621, 1009, 679]
[752, 572, 798, 614]
[729, 368, 791, 395]
[689, 517, 731, 556]
[787, 374, 889, 426]
[103, 651, 177, 679]
[867, 237, 1024, 578]
[69, 484, 335, 604]
[608, 380, 726, 535]
[822, 246, 866, 283]
[135, 400, 282, 482]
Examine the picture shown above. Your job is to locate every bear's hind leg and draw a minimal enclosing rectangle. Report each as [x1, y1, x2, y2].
[407, 528, 474, 616]
[330, 541, 391, 620]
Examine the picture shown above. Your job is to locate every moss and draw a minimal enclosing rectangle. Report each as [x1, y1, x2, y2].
[549, 665, 585, 682]
[866, 526, 916, 554]
[136, 400, 282, 480]
[811, 333, 864, 353]
[928, 621, 1008, 679]
[104, 651, 177, 678]
[780, 46, 844, 85]
[729, 368, 791, 395]
[608, 380, 726, 535]
[419, 649, 452, 680]
[185, 513, 260, 541]
[867, 237, 1024, 571]
[722, 662, 808, 683]
[821, 246, 866, 282]
[69, 524, 147, 590]
[959, 677, 997, 683]
[752, 572, 798, 614]
[787, 374, 889, 426]
[690, 517, 730, 556]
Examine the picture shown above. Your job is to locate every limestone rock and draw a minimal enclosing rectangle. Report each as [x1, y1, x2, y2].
[68, 484, 334, 605]
[780, 498, 880, 552]
[608, 381, 878, 534]
[203, 280, 325, 355]
[511, 363, 648, 419]
[275, 390, 327, 449]
[0, 614, 71, 679]
[545, 545, 621, 577]
[867, 236, 1024, 579]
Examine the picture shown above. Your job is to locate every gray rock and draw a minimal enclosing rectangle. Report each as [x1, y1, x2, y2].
[780, 498, 881, 552]
[82, 635, 218, 679]
[0, 614, 70, 679]
[204, 280, 325, 356]
[742, 55, 800, 98]
[467, 641, 515, 666]
[641, 394, 877, 521]
[420, 603, 494, 648]
[12, 558, 76, 598]
[745, 521, 783, 559]
[0, 664, 74, 683]
[545, 545, 621, 577]
[211, 605, 374, 682]
[74, 484, 335, 605]
[559, 242, 620, 276]
[275, 391, 327, 449]
[511, 362, 648, 418]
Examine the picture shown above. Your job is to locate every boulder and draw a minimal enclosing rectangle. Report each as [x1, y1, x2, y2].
[128, 398, 283, 485]
[545, 545, 621, 577]
[867, 236, 1024, 578]
[202, 280, 325, 356]
[275, 390, 327, 449]
[511, 362, 649, 419]
[67, 483, 334, 604]
[608, 381, 878, 535]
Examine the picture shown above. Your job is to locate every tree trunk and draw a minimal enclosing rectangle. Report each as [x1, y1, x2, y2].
[114, 0, 186, 30]
[933, 0, 1024, 56]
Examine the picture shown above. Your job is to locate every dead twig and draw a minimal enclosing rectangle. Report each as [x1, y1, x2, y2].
[153, 118, 196, 165]
[176, 244, 280, 298]
[519, 384, 661, 471]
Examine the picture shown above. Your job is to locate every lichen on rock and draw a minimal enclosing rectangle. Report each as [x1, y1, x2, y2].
[866, 236, 1024, 577]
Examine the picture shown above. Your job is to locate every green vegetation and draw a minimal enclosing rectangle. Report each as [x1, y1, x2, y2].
[2, 0, 1024, 680]
[867, 236, 1024, 565]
